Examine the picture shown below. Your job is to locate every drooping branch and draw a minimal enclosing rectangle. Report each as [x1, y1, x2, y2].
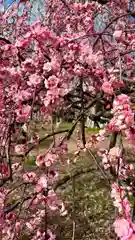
[109, 132, 118, 150]
[60, 94, 103, 145]
[93, 12, 135, 48]
[80, 77, 86, 147]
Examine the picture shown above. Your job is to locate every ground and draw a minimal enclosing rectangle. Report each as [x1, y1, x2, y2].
[11, 122, 134, 239]
[54, 155, 115, 240]
[23, 123, 117, 239]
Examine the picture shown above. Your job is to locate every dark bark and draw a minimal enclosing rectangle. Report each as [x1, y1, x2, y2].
[80, 78, 86, 147]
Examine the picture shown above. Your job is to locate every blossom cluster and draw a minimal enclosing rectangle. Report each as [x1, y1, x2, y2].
[111, 183, 135, 240]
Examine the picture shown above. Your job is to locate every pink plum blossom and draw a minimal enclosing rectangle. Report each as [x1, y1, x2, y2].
[113, 218, 133, 240]
[131, 40, 135, 51]
[22, 58, 36, 73]
[125, 127, 135, 140]
[47, 189, 59, 211]
[14, 90, 31, 103]
[15, 144, 27, 155]
[23, 172, 37, 183]
[43, 62, 52, 72]
[44, 75, 59, 90]
[108, 147, 121, 164]
[15, 222, 22, 233]
[36, 152, 57, 167]
[130, 234, 135, 240]
[27, 74, 42, 87]
[36, 175, 48, 193]
[113, 30, 123, 40]
[16, 105, 31, 123]
[113, 95, 130, 108]
[0, 163, 8, 177]
[102, 82, 114, 95]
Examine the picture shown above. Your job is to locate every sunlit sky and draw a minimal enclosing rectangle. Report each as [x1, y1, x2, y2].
[0, 0, 134, 26]
[0, 0, 45, 23]
[3, 0, 17, 8]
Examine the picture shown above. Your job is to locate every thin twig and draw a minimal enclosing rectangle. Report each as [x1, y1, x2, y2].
[80, 77, 86, 147]
[86, 149, 111, 185]
[6, 131, 13, 181]
[93, 12, 135, 48]
[54, 167, 104, 191]
[72, 175, 76, 240]
[24, 129, 69, 156]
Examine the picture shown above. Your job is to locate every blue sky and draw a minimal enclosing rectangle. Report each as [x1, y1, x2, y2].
[4, 0, 17, 9]
[3, 0, 134, 25]
[1, 0, 46, 24]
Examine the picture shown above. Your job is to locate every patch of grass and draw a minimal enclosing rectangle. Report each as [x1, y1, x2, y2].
[58, 122, 72, 130]
[85, 127, 102, 133]
[24, 156, 36, 166]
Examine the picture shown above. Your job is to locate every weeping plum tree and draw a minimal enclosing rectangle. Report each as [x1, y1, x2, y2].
[1, 0, 135, 239]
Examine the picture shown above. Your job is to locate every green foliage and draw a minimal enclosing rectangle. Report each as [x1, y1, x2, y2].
[24, 156, 36, 166]
[85, 127, 101, 133]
